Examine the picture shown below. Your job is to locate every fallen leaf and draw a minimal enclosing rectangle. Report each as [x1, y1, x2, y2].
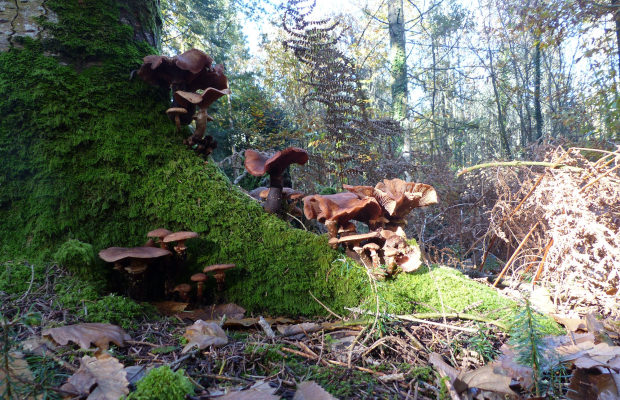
[203, 303, 246, 320]
[428, 352, 459, 382]
[218, 380, 279, 399]
[182, 319, 228, 353]
[454, 364, 518, 397]
[152, 301, 188, 315]
[378, 373, 405, 383]
[568, 368, 620, 400]
[0, 351, 40, 400]
[552, 314, 587, 332]
[42, 323, 131, 350]
[277, 322, 321, 336]
[293, 381, 337, 399]
[60, 352, 129, 400]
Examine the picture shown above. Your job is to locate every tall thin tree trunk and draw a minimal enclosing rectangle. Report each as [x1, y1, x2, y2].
[612, 0, 620, 74]
[534, 38, 543, 140]
[388, 0, 410, 168]
[488, 49, 511, 158]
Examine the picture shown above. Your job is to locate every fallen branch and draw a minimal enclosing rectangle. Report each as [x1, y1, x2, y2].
[493, 221, 541, 288]
[457, 161, 582, 177]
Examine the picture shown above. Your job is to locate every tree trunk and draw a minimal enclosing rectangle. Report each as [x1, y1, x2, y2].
[0, 0, 361, 317]
[533, 38, 543, 141]
[488, 49, 511, 158]
[388, 0, 410, 167]
[612, 0, 620, 75]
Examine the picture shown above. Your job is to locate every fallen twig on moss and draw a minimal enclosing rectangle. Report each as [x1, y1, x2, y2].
[345, 307, 492, 333]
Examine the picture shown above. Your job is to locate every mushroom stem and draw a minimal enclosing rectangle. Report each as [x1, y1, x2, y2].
[264, 174, 284, 214]
[196, 281, 205, 302]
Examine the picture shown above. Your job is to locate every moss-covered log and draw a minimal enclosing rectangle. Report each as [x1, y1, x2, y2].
[0, 0, 370, 315]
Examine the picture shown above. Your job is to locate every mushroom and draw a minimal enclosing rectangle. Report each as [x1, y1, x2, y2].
[203, 264, 236, 292]
[147, 228, 173, 249]
[138, 49, 220, 127]
[244, 148, 309, 214]
[173, 283, 191, 302]
[98, 246, 171, 299]
[345, 179, 438, 231]
[302, 192, 383, 247]
[174, 73, 230, 158]
[363, 242, 382, 269]
[162, 231, 199, 255]
[191, 273, 208, 303]
[166, 107, 188, 132]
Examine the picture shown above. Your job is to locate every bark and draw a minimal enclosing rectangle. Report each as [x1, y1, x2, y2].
[388, 0, 410, 165]
[488, 49, 511, 158]
[534, 38, 543, 141]
[613, 0, 620, 74]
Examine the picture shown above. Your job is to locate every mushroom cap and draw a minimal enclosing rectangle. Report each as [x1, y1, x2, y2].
[203, 264, 236, 273]
[191, 273, 207, 282]
[147, 228, 173, 239]
[174, 86, 231, 111]
[137, 49, 217, 90]
[98, 246, 171, 263]
[249, 187, 303, 201]
[244, 147, 309, 177]
[302, 192, 383, 226]
[163, 231, 199, 243]
[336, 232, 381, 244]
[362, 242, 381, 250]
[165, 107, 188, 115]
[173, 283, 191, 293]
[374, 179, 438, 218]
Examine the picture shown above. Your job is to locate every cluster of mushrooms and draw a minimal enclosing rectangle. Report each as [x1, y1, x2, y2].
[137, 48, 229, 158]
[98, 229, 234, 303]
[242, 147, 438, 280]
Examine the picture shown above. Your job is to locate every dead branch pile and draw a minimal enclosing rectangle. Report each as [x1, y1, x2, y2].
[484, 144, 620, 317]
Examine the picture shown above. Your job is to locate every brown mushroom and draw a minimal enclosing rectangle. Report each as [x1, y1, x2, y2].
[173, 283, 191, 302]
[244, 148, 309, 214]
[203, 264, 236, 292]
[166, 107, 188, 132]
[191, 273, 208, 303]
[303, 192, 383, 246]
[147, 228, 173, 249]
[98, 246, 171, 299]
[163, 231, 199, 255]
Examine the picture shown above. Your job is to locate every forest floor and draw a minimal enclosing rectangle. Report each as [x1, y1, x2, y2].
[3, 262, 620, 399]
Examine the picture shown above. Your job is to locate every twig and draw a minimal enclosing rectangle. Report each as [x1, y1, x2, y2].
[493, 221, 541, 287]
[286, 212, 308, 230]
[18, 262, 35, 302]
[345, 307, 479, 333]
[308, 291, 343, 320]
[580, 163, 620, 192]
[258, 316, 275, 339]
[203, 374, 251, 383]
[531, 238, 553, 288]
[457, 160, 582, 177]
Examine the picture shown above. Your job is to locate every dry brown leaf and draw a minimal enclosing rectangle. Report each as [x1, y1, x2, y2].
[218, 380, 279, 399]
[42, 323, 131, 350]
[552, 314, 587, 332]
[293, 381, 337, 400]
[568, 368, 620, 400]
[277, 322, 321, 336]
[182, 319, 228, 353]
[0, 351, 41, 400]
[203, 303, 246, 320]
[60, 352, 129, 400]
[428, 352, 459, 382]
[152, 301, 188, 315]
[497, 344, 534, 390]
[454, 364, 518, 397]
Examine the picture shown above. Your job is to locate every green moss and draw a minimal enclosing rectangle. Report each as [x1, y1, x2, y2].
[126, 366, 194, 400]
[376, 266, 514, 318]
[0, 261, 46, 296]
[54, 239, 99, 279]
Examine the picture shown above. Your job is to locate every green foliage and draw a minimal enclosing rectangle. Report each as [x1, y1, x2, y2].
[54, 276, 148, 330]
[509, 297, 562, 396]
[466, 324, 499, 362]
[0, 261, 46, 296]
[126, 366, 194, 400]
[54, 239, 98, 279]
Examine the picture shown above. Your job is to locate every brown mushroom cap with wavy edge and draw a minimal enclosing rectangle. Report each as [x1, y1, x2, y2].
[302, 192, 383, 227]
[373, 178, 438, 218]
[244, 148, 309, 214]
[163, 231, 199, 254]
[98, 246, 171, 263]
[203, 264, 235, 292]
[137, 49, 214, 89]
[249, 187, 304, 202]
